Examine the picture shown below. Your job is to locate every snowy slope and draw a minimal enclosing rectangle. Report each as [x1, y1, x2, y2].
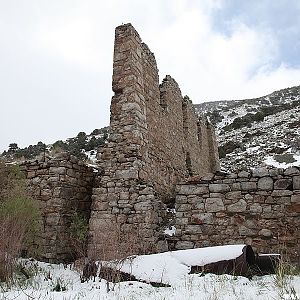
[195, 85, 300, 172]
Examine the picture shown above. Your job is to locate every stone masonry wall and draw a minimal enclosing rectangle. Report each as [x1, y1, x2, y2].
[172, 166, 300, 264]
[20, 153, 95, 262]
[88, 23, 220, 257]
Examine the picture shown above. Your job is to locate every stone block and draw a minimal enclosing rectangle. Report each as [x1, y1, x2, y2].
[134, 201, 152, 211]
[284, 167, 300, 176]
[274, 179, 292, 190]
[259, 229, 272, 238]
[238, 226, 256, 236]
[177, 204, 191, 212]
[205, 198, 224, 212]
[293, 176, 300, 190]
[249, 203, 262, 213]
[49, 167, 66, 175]
[238, 170, 250, 178]
[286, 203, 300, 213]
[192, 213, 213, 224]
[241, 182, 257, 191]
[291, 194, 300, 203]
[268, 168, 279, 176]
[252, 167, 269, 177]
[209, 183, 230, 193]
[225, 191, 242, 200]
[227, 199, 247, 212]
[232, 183, 241, 191]
[115, 169, 138, 179]
[265, 196, 276, 204]
[175, 241, 194, 250]
[27, 171, 36, 179]
[271, 190, 293, 197]
[178, 185, 209, 195]
[245, 194, 254, 200]
[258, 177, 273, 190]
[176, 218, 189, 225]
[176, 195, 188, 204]
[185, 225, 202, 235]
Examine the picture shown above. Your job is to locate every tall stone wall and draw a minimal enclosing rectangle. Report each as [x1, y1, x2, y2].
[171, 166, 300, 264]
[20, 153, 95, 262]
[88, 23, 219, 257]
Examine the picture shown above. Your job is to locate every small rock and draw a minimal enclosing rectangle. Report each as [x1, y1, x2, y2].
[259, 229, 272, 238]
[227, 199, 247, 212]
[238, 170, 250, 178]
[209, 184, 230, 193]
[253, 167, 269, 177]
[205, 198, 225, 212]
[175, 241, 194, 250]
[293, 176, 300, 190]
[258, 177, 274, 190]
[241, 182, 257, 191]
[284, 167, 300, 176]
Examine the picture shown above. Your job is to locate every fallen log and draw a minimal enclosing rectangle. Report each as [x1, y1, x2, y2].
[97, 245, 281, 285]
[190, 245, 256, 277]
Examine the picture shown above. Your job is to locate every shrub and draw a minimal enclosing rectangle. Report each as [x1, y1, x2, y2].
[0, 161, 40, 282]
[69, 211, 89, 258]
[274, 154, 296, 164]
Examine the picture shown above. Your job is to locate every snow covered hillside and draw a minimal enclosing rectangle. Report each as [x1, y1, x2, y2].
[195, 85, 300, 172]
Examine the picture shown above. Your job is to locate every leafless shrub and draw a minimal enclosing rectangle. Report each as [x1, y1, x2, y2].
[90, 220, 153, 261]
[80, 260, 98, 283]
[0, 161, 40, 282]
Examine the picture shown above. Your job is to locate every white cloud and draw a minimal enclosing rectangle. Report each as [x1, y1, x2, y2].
[0, 0, 300, 149]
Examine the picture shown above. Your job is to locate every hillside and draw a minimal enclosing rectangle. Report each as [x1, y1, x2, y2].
[195, 85, 300, 172]
[1, 128, 109, 164]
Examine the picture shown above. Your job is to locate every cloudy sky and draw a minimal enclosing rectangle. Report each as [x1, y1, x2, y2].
[1, 0, 300, 151]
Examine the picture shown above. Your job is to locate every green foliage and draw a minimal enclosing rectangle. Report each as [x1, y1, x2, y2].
[1, 127, 109, 162]
[70, 212, 89, 243]
[207, 110, 223, 125]
[274, 154, 296, 164]
[69, 211, 89, 258]
[218, 141, 242, 158]
[223, 99, 300, 132]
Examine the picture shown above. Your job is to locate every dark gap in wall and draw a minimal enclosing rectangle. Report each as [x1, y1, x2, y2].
[186, 152, 193, 176]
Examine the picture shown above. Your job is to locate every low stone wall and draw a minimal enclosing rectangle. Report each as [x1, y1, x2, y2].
[20, 153, 95, 262]
[172, 167, 300, 264]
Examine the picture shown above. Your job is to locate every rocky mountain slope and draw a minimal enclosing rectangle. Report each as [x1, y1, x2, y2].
[2, 86, 299, 173]
[195, 85, 300, 172]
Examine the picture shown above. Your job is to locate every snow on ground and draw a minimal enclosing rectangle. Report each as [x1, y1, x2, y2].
[1, 254, 299, 300]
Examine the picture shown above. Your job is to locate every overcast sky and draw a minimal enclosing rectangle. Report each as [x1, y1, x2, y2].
[1, 0, 300, 151]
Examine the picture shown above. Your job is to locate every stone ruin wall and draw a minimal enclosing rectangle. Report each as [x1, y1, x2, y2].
[18, 23, 299, 265]
[87, 23, 219, 257]
[171, 167, 300, 265]
[20, 153, 95, 262]
[110, 23, 219, 198]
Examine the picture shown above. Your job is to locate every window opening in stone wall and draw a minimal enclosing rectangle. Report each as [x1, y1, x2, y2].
[197, 121, 202, 148]
[182, 100, 188, 135]
[185, 152, 193, 176]
[160, 89, 168, 109]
